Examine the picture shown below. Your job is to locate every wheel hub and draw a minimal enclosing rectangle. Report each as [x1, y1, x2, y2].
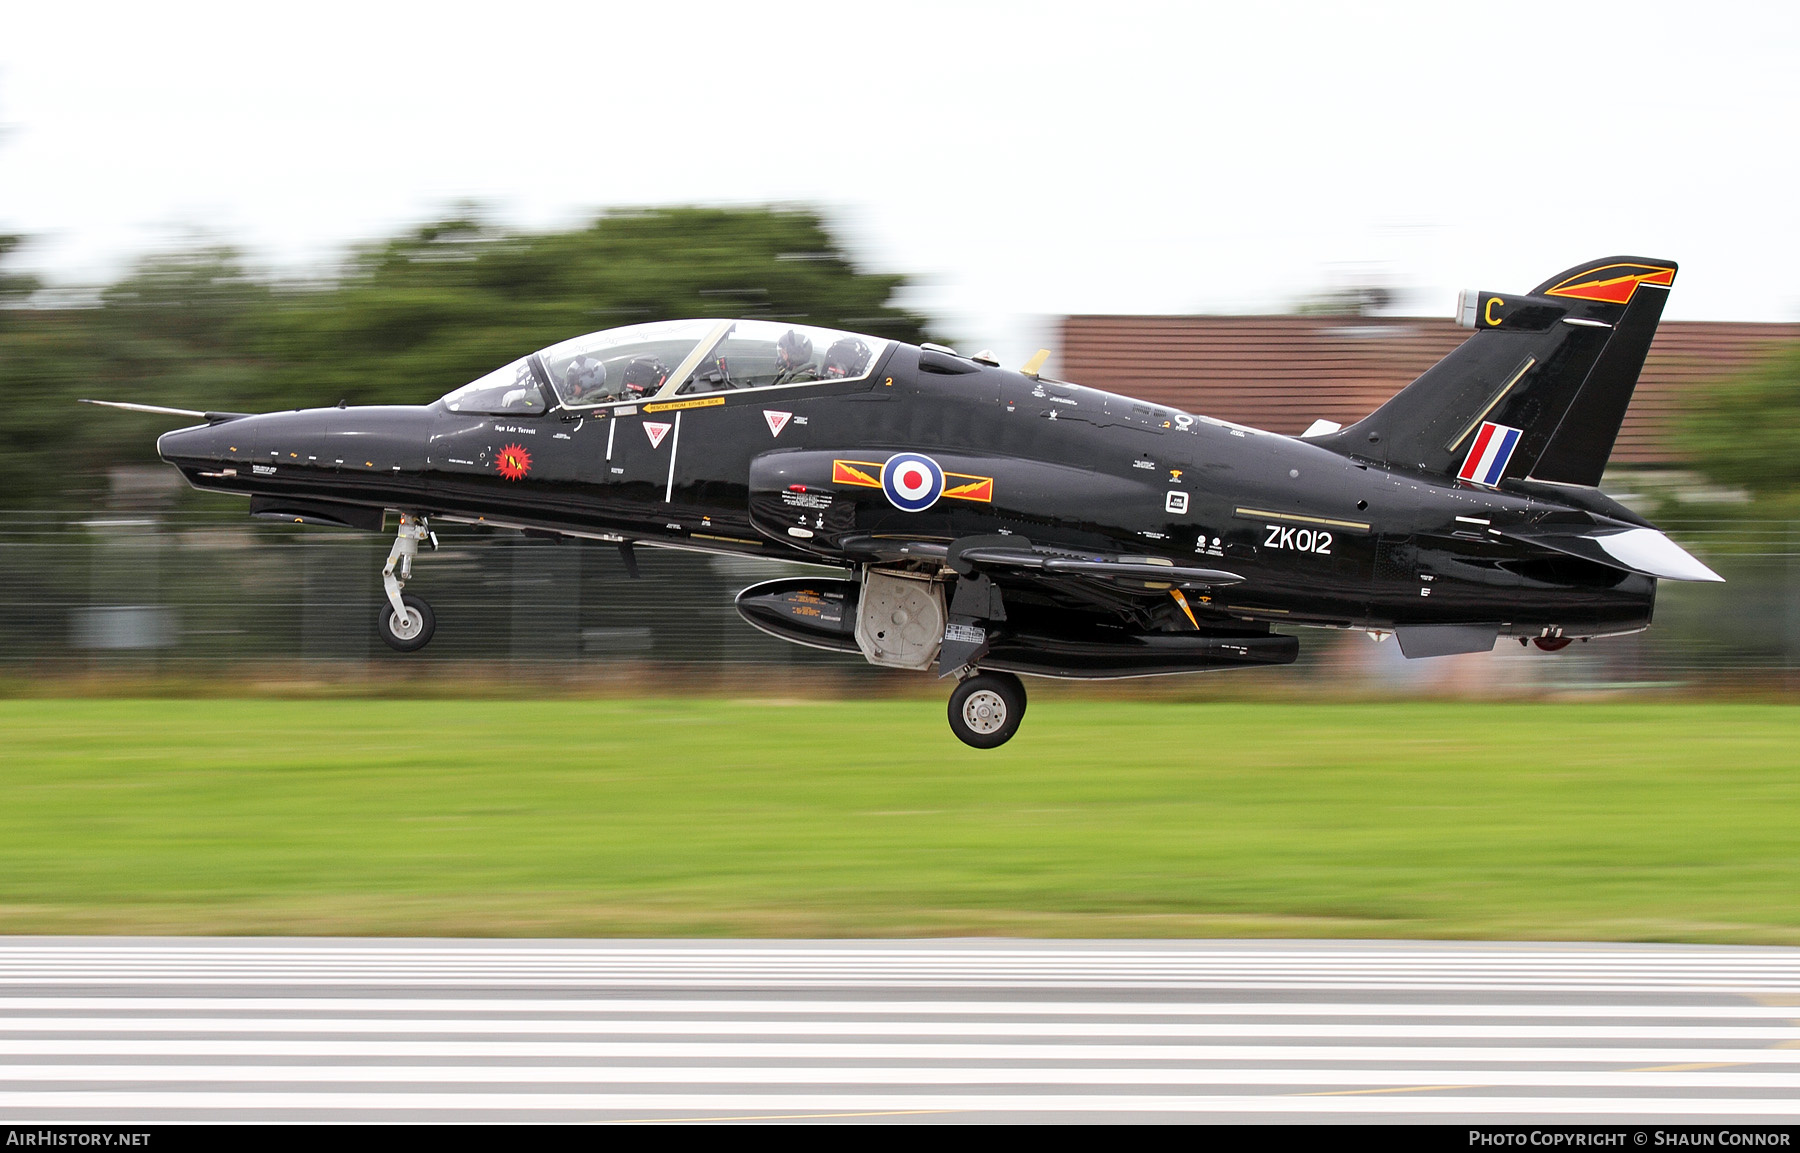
[961, 689, 1008, 734]
[389, 608, 422, 641]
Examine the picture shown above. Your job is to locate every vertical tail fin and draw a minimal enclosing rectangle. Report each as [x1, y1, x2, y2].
[1311, 257, 1676, 488]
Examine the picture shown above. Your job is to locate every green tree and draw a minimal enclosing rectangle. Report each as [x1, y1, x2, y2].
[1, 206, 935, 505]
[248, 207, 930, 409]
[1682, 343, 1800, 510]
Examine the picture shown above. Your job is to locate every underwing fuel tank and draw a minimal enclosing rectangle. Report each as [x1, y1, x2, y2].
[735, 578, 861, 654]
[734, 578, 1300, 677]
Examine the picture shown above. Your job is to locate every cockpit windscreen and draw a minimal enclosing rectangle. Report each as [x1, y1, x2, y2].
[439, 357, 545, 414]
[539, 320, 718, 408]
[443, 319, 891, 414]
[675, 321, 887, 395]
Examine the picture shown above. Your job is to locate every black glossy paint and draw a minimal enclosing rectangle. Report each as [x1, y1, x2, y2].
[157, 258, 1691, 678]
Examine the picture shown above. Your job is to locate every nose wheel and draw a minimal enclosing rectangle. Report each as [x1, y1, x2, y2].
[947, 671, 1026, 749]
[377, 593, 435, 652]
[377, 513, 437, 652]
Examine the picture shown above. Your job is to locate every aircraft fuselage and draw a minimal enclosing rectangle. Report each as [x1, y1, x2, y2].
[158, 341, 1656, 647]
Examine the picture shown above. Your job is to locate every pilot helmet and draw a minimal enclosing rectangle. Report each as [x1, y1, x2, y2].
[822, 337, 871, 379]
[776, 329, 813, 370]
[622, 356, 669, 397]
[564, 356, 607, 402]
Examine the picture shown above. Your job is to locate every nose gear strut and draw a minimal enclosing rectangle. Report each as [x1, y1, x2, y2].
[377, 513, 437, 652]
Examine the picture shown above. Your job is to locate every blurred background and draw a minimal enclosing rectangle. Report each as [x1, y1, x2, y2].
[3, 0, 1797, 695]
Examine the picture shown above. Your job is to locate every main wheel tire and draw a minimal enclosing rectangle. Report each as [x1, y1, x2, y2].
[947, 671, 1026, 749]
[992, 670, 1027, 721]
[377, 593, 435, 652]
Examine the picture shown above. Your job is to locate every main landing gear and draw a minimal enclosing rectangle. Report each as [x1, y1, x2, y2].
[947, 670, 1027, 749]
[377, 513, 437, 652]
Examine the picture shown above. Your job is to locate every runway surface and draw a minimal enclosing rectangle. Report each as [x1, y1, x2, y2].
[1, 937, 1798, 1123]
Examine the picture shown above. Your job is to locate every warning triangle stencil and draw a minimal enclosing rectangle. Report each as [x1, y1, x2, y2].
[763, 410, 792, 437]
[643, 421, 672, 449]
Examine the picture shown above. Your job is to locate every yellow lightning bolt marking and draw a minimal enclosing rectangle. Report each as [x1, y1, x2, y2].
[943, 477, 994, 500]
[834, 462, 881, 487]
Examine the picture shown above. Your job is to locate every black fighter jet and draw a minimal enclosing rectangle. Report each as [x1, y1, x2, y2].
[99, 256, 1719, 747]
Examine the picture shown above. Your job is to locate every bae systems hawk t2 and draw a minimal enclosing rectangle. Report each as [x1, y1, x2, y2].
[96, 256, 1720, 747]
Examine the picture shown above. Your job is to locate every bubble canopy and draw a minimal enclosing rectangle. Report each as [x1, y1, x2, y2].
[439, 320, 891, 414]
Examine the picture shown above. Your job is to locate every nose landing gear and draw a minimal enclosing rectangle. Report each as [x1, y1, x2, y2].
[947, 670, 1027, 749]
[377, 513, 437, 652]
[378, 593, 435, 652]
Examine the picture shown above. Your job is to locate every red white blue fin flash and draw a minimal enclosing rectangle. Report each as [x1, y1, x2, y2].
[1459, 422, 1521, 488]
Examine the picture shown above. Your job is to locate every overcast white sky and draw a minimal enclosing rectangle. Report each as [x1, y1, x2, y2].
[4, 0, 1796, 366]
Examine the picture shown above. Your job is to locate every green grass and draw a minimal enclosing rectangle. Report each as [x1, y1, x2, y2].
[1, 699, 1797, 943]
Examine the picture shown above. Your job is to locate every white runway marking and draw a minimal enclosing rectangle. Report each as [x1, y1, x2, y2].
[3, 942, 1799, 990]
[7, 1040, 1800, 1064]
[9, 1065, 1800, 1089]
[5, 1092, 1800, 1118]
[1, 938, 1798, 1122]
[0, 997, 1793, 1019]
[1, 1016, 1795, 1040]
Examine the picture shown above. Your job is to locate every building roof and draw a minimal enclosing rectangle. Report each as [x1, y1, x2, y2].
[1058, 315, 1800, 465]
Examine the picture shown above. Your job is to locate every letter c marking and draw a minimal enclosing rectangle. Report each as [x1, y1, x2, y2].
[1484, 296, 1504, 326]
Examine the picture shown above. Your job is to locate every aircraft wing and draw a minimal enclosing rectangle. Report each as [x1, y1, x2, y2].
[837, 533, 1249, 674]
[951, 546, 1243, 590]
[839, 534, 1243, 591]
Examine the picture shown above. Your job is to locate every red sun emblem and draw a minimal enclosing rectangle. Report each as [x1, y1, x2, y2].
[495, 444, 532, 481]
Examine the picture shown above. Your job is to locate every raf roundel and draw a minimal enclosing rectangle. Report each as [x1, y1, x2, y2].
[881, 452, 945, 513]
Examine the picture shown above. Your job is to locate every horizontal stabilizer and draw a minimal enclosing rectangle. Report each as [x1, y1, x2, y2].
[1498, 525, 1723, 583]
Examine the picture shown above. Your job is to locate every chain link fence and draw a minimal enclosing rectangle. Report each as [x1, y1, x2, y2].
[1, 508, 1793, 693]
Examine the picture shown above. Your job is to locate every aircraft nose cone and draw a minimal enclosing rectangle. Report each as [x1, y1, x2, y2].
[156, 422, 232, 463]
